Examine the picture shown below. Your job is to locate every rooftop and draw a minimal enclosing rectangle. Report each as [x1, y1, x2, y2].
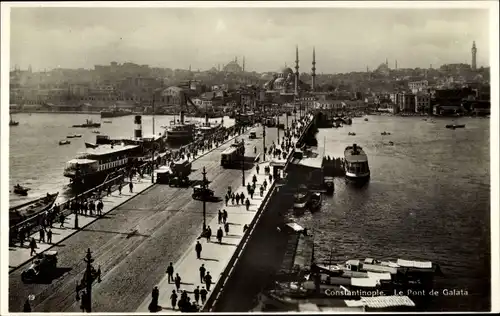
[78, 144, 139, 157]
[344, 145, 368, 163]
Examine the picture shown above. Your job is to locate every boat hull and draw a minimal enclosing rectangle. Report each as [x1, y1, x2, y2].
[345, 171, 370, 182]
[101, 111, 131, 118]
[10, 193, 59, 227]
[65, 167, 130, 191]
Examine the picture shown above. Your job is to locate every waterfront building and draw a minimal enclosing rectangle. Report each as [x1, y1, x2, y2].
[408, 80, 429, 94]
[414, 92, 431, 113]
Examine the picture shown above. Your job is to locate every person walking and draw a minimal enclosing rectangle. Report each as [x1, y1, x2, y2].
[174, 273, 182, 292]
[218, 210, 222, 224]
[129, 181, 134, 193]
[225, 194, 229, 206]
[246, 198, 250, 211]
[59, 213, 65, 228]
[29, 238, 37, 256]
[169, 289, 177, 310]
[195, 241, 202, 259]
[149, 286, 159, 312]
[47, 228, 53, 244]
[256, 164, 260, 174]
[200, 287, 208, 304]
[166, 262, 174, 283]
[206, 226, 212, 242]
[204, 272, 213, 291]
[216, 227, 223, 243]
[39, 228, 45, 243]
[193, 286, 200, 305]
[199, 264, 206, 283]
[118, 183, 123, 195]
[222, 209, 227, 224]
[224, 222, 229, 235]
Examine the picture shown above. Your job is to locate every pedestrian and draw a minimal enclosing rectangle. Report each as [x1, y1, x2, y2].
[246, 198, 250, 211]
[107, 185, 112, 196]
[256, 164, 260, 174]
[181, 290, 188, 302]
[149, 286, 159, 312]
[47, 228, 53, 244]
[224, 222, 229, 235]
[206, 226, 212, 242]
[240, 192, 245, 202]
[29, 238, 37, 256]
[235, 194, 240, 205]
[243, 224, 248, 232]
[222, 209, 228, 224]
[39, 228, 45, 243]
[260, 185, 264, 197]
[199, 264, 206, 283]
[218, 210, 222, 224]
[200, 287, 208, 304]
[119, 183, 122, 195]
[195, 241, 202, 259]
[166, 262, 174, 283]
[231, 195, 235, 205]
[225, 194, 229, 206]
[129, 181, 133, 193]
[98, 200, 104, 216]
[217, 227, 223, 243]
[204, 272, 213, 291]
[193, 286, 200, 304]
[174, 273, 181, 292]
[269, 174, 273, 183]
[170, 290, 178, 309]
[59, 214, 65, 228]
[250, 189, 254, 199]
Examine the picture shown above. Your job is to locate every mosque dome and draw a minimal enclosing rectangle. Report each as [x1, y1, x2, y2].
[281, 67, 294, 77]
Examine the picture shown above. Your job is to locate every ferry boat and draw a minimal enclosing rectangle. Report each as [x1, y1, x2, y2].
[293, 185, 309, 209]
[165, 112, 196, 145]
[196, 120, 223, 138]
[63, 144, 142, 189]
[100, 108, 132, 118]
[344, 144, 370, 181]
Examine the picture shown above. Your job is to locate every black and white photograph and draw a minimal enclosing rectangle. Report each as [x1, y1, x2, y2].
[1, 1, 498, 313]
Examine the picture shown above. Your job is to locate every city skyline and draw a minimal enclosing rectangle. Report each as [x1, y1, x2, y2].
[8, 5, 492, 74]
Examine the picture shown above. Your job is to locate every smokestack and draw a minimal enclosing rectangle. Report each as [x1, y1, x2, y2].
[134, 115, 142, 139]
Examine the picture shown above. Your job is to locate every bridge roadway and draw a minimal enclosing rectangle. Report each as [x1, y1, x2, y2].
[8, 124, 282, 312]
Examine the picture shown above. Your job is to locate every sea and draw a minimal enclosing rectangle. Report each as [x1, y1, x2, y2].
[8, 112, 491, 311]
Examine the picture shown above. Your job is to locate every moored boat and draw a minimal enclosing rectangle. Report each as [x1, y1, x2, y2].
[59, 140, 71, 145]
[381, 131, 391, 135]
[101, 108, 132, 118]
[10, 192, 59, 227]
[165, 112, 196, 145]
[85, 142, 99, 149]
[10, 114, 19, 126]
[348, 132, 356, 136]
[293, 185, 309, 209]
[307, 192, 322, 211]
[344, 144, 370, 181]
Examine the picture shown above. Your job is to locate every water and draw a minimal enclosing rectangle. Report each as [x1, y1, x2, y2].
[9, 113, 491, 311]
[8, 113, 234, 206]
[284, 115, 490, 311]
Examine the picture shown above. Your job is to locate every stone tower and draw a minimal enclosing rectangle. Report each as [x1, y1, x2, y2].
[294, 45, 300, 96]
[471, 41, 477, 71]
[311, 47, 316, 91]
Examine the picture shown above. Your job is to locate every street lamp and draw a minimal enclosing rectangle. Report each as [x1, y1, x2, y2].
[74, 196, 79, 229]
[202, 167, 207, 231]
[277, 114, 280, 145]
[241, 139, 246, 186]
[75, 248, 101, 313]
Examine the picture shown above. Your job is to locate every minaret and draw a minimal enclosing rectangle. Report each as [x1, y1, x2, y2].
[242, 56, 245, 72]
[471, 41, 477, 71]
[189, 65, 191, 72]
[395, 60, 398, 70]
[386, 58, 389, 67]
[311, 47, 316, 91]
[28, 64, 32, 73]
[235, 56, 238, 64]
[294, 45, 299, 95]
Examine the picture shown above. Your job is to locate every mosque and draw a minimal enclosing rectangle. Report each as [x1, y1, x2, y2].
[263, 46, 317, 95]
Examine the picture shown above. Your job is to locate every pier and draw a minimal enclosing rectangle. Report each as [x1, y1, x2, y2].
[8, 113, 318, 312]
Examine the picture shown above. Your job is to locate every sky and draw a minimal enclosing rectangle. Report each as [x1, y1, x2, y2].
[8, 5, 492, 74]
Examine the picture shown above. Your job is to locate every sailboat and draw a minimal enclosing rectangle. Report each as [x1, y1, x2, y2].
[9, 114, 19, 126]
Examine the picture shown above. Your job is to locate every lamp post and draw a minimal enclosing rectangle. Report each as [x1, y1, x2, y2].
[277, 114, 280, 145]
[75, 248, 101, 313]
[241, 139, 246, 186]
[202, 167, 207, 231]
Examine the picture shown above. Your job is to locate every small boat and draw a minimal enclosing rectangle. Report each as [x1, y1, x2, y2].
[381, 131, 391, 135]
[388, 141, 394, 146]
[10, 192, 59, 227]
[364, 118, 368, 121]
[446, 124, 465, 129]
[85, 142, 99, 149]
[308, 192, 322, 211]
[72, 119, 101, 128]
[103, 120, 112, 123]
[92, 130, 100, 134]
[293, 185, 309, 209]
[73, 134, 82, 138]
[10, 114, 19, 126]
[348, 132, 356, 136]
[59, 140, 71, 145]
[13, 184, 30, 196]
[324, 176, 335, 194]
